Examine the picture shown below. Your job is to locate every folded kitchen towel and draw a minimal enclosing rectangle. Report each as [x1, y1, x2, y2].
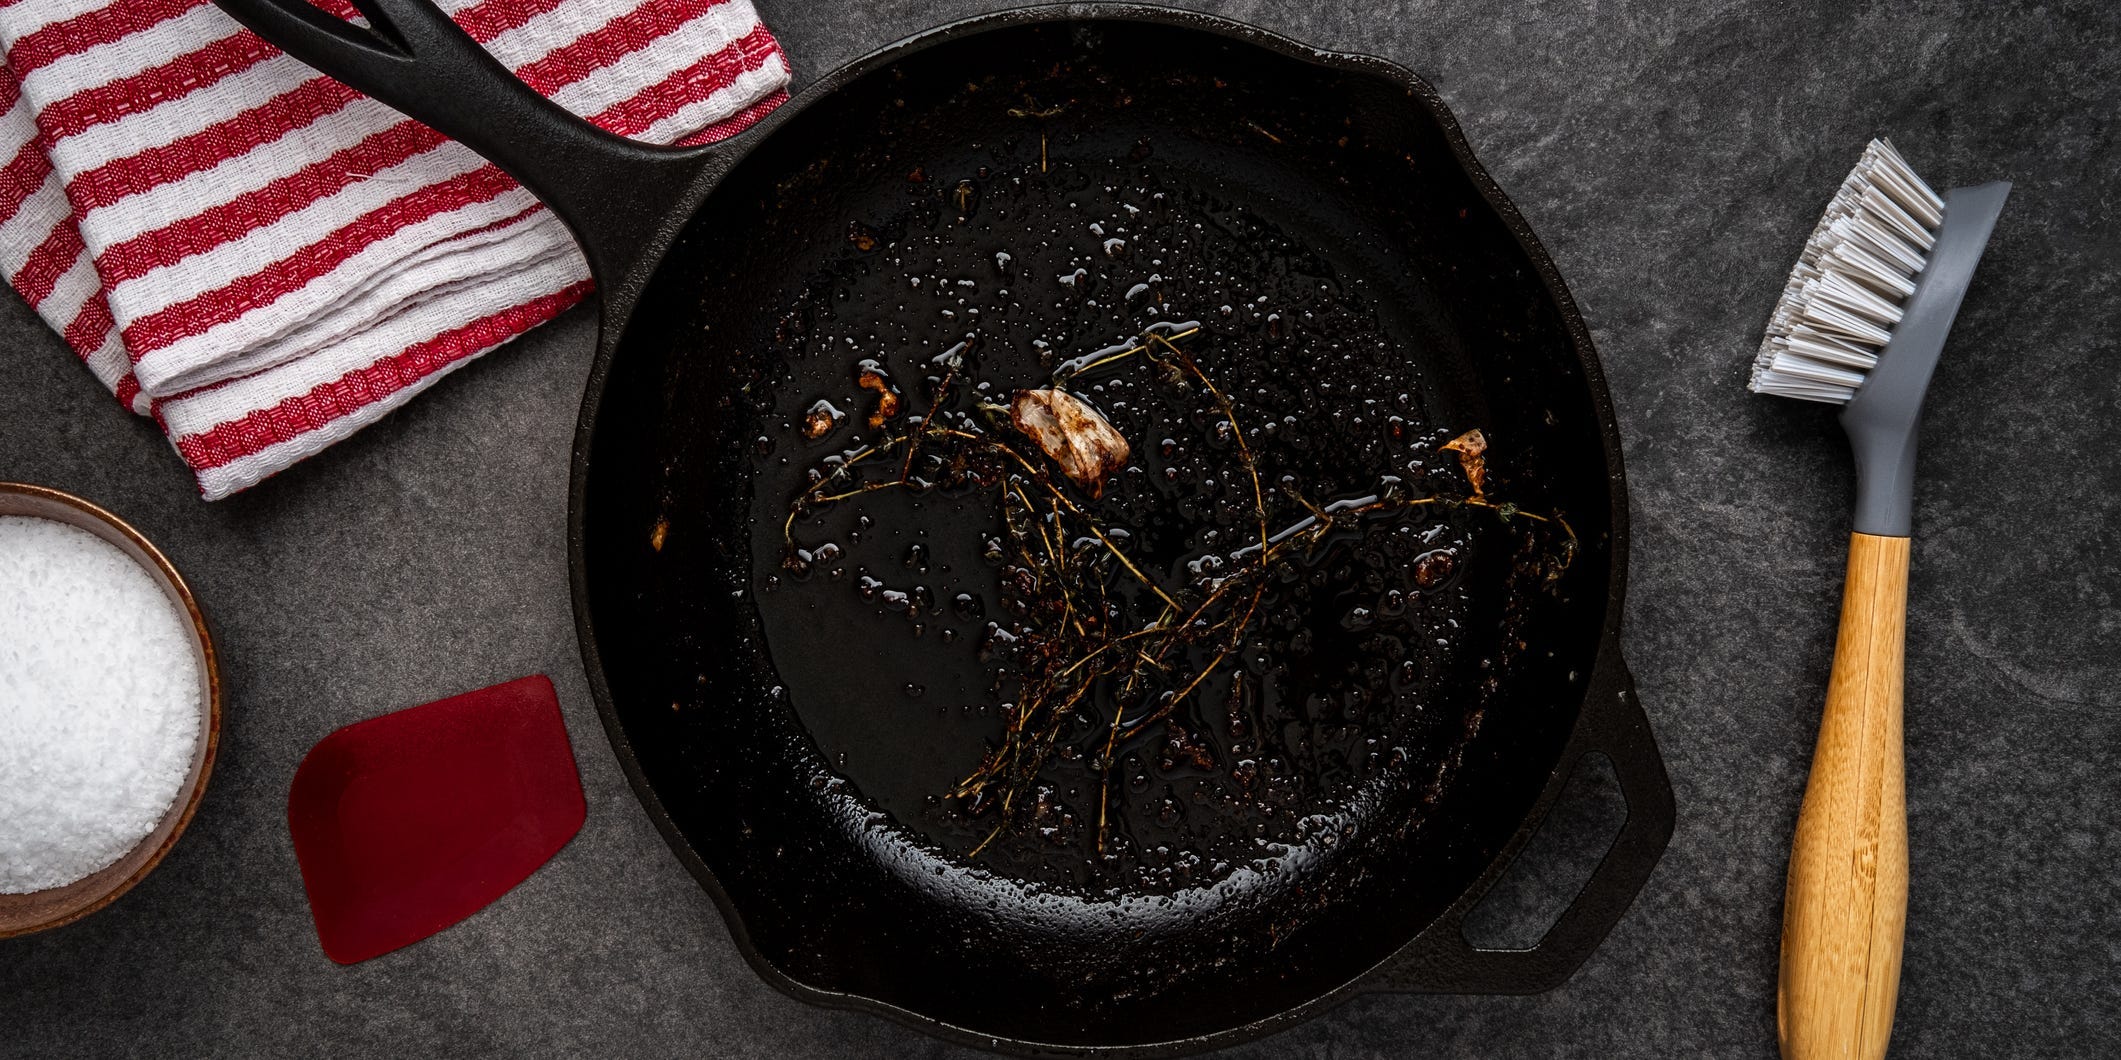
[0, 0, 788, 499]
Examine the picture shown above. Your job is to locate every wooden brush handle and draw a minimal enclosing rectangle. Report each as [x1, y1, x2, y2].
[1779, 532, 1910, 1060]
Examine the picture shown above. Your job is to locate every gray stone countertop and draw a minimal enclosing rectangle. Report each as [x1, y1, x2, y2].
[3, 1, 2118, 1056]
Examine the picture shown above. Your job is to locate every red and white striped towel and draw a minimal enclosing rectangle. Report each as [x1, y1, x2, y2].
[0, 0, 788, 499]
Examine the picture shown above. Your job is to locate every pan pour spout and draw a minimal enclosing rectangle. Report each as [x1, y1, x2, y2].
[1009, 389, 1131, 498]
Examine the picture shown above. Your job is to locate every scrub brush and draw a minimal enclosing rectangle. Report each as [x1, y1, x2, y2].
[1752, 139, 2008, 1060]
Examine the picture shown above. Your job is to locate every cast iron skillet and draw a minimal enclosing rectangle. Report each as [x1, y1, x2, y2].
[214, 0, 1675, 1052]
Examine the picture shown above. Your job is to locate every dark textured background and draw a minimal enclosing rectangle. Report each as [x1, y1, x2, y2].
[4, 1, 2118, 1056]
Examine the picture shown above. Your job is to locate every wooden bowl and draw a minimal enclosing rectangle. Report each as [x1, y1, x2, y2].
[0, 483, 221, 938]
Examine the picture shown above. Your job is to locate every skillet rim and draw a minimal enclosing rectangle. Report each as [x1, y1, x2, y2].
[567, 4, 1642, 1054]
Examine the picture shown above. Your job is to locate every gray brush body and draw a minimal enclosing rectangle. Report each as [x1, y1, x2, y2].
[1843, 181, 2011, 537]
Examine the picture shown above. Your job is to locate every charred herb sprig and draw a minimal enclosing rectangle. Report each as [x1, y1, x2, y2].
[783, 325, 1576, 856]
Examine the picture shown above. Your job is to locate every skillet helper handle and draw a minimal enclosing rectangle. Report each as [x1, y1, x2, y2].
[1779, 532, 1909, 1060]
[1374, 657, 1673, 994]
[211, 0, 712, 287]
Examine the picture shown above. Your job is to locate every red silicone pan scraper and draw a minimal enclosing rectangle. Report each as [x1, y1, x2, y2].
[288, 675, 586, 964]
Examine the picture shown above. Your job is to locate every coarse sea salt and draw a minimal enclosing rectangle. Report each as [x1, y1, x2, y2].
[0, 515, 202, 894]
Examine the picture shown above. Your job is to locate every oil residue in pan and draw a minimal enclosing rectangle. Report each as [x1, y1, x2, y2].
[746, 137, 1570, 895]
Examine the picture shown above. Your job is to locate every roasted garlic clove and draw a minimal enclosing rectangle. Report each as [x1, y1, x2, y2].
[1010, 389, 1131, 497]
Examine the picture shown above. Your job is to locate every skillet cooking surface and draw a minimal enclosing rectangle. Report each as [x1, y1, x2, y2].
[581, 17, 1613, 1047]
[750, 138, 1512, 892]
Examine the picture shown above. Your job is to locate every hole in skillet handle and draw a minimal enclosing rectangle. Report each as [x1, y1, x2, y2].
[1366, 663, 1675, 995]
[1461, 752, 1629, 950]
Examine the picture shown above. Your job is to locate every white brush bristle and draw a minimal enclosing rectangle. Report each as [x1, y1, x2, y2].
[1750, 139, 1947, 403]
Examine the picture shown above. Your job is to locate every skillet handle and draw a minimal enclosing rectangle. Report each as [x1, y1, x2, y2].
[1368, 651, 1674, 993]
[211, 0, 717, 292]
